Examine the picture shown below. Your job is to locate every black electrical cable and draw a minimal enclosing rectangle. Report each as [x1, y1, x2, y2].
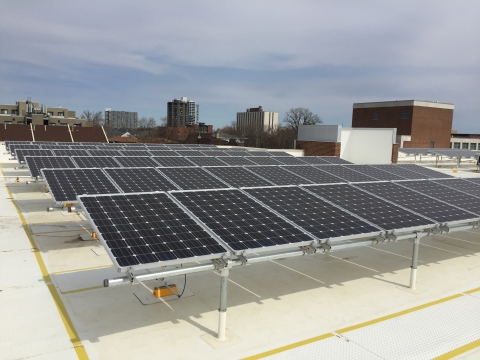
[178, 274, 187, 298]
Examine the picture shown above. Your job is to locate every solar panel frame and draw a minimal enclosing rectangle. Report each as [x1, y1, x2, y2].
[10, 144, 42, 156]
[246, 151, 273, 157]
[246, 157, 283, 166]
[157, 167, 231, 190]
[78, 191, 230, 270]
[371, 164, 431, 180]
[170, 188, 316, 255]
[199, 150, 231, 157]
[119, 150, 153, 157]
[297, 157, 332, 165]
[319, 157, 353, 164]
[87, 149, 124, 157]
[113, 156, 161, 168]
[15, 149, 53, 163]
[151, 156, 196, 167]
[24, 156, 77, 178]
[243, 186, 382, 242]
[214, 156, 257, 166]
[343, 165, 408, 181]
[71, 156, 123, 168]
[41, 168, 122, 203]
[273, 157, 309, 165]
[174, 150, 206, 156]
[301, 184, 436, 233]
[313, 165, 378, 183]
[52, 149, 91, 157]
[147, 150, 179, 157]
[354, 181, 479, 225]
[432, 178, 480, 197]
[103, 167, 179, 193]
[268, 151, 294, 157]
[279, 165, 345, 184]
[204, 166, 274, 188]
[245, 166, 314, 185]
[185, 157, 229, 167]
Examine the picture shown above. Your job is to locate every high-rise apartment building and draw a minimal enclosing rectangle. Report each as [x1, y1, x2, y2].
[104, 108, 138, 129]
[236, 106, 278, 132]
[167, 97, 199, 127]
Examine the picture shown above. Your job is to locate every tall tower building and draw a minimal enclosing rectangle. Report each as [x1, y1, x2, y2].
[167, 97, 199, 127]
[236, 106, 278, 132]
[104, 108, 138, 129]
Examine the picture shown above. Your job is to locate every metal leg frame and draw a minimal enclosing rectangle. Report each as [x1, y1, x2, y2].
[409, 233, 425, 290]
[217, 269, 229, 341]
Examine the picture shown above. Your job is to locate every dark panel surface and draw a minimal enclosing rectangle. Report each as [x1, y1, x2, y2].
[147, 150, 178, 157]
[41, 168, 120, 202]
[79, 192, 228, 267]
[205, 166, 273, 188]
[186, 157, 229, 167]
[88, 149, 123, 157]
[119, 150, 152, 157]
[25, 156, 76, 178]
[52, 149, 90, 157]
[396, 164, 453, 179]
[151, 157, 195, 167]
[304, 184, 434, 231]
[433, 178, 480, 197]
[72, 156, 122, 168]
[319, 157, 352, 164]
[371, 164, 430, 180]
[245, 166, 313, 185]
[247, 157, 283, 166]
[314, 165, 377, 183]
[280, 166, 344, 184]
[298, 157, 331, 165]
[356, 182, 476, 223]
[171, 189, 314, 252]
[113, 156, 161, 168]
[103, 167, 178, 192]
[175, 150, 206, 157]
[214, 157, 257, 166]
[157, 167, 229, 190]
[244, 186, 380, 239]
[15, 149, 53, 163]
[345, 165, 407, 181]
[273, 157, 309, 165]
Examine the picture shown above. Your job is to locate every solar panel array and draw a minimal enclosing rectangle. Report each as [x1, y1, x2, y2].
[9, 140, 479, 272]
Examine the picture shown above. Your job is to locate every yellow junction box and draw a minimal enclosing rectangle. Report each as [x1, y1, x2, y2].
[153, 285, 178, 298]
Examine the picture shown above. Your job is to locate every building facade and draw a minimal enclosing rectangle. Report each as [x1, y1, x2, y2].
[450, 133, 480, 150]
[236, 106, 278, 132]
[351, 100, 454, 148]
[167, 97, 199, 127]
[0, 99, 90, 127]
[104, 108, 138, 129]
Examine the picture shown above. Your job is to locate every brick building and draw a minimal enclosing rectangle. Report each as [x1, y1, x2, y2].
[352, 100, 453, 148]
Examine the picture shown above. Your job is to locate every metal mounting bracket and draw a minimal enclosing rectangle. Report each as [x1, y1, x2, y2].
[237, 254, 248, 266]
[211, 258, 234, 271]
[317, 241, 331, 252]
[300, 245, 316, 255]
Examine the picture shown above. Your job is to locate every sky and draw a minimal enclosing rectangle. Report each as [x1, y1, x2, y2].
[0, 1, 479, 132]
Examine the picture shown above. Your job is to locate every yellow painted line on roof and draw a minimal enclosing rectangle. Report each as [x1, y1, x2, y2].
[433, 338, 480, 359]
[464, 287, 480, 294]
[62, 285, 104, 295]
[336, 293, 463, 334]
[242, 333, 334, 360]
[52, 265, 113, 275]
[6, 185, 89, 360]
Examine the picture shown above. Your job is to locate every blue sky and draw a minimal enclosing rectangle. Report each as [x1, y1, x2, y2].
[1, 1, 479, 132]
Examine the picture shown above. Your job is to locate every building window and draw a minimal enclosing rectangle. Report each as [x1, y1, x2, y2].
[73, 123, 81, 127]
[1, 109, 7, 114]
[11, 110, 18, 115]
[57, 112, 64, 116]
[399, 110, 411, 119]
[49, 123, 56, 126]
[372, 111, 378, 120]
[4, 121, 12, 124]
[453, 142, 460, 149]
[47, 112, 53, 116]
[450, 142, 452, 148]
[17, 121, 24, 124]
[470, 143, 477, 150]
[60, 123, 67, 126]
[462, 143, 469, 149]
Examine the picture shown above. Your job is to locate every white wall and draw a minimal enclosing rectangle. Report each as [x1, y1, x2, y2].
[340, 128, 396, 164]
[297, 125, 341, 142]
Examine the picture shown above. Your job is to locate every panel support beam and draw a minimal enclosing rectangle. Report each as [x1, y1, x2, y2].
[217, 269, 229, 341]
[409, 232, 427, 290]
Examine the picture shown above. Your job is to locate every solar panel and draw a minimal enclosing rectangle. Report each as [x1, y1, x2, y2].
[175, 150, 206, 156]
[87, 149, 123, 157]
[465, 178, 480, 186]
[244, 186, 381, 240]
[119, 150, 152, 157]
[280, 165, 344, 184]
[398, 148, 434, 155]
[268, 151, 294, 157]
[72, 156, 122, 168]
[52, 149, 90, 157]
[303, 184, 434, 231]
[431, 149, 479, 158]
[24, 156, 77, 178]
[247, 157, 283, 165]
[355, 182, 477, 223]
[344, 165, 407, 181]
[245, 166, 313, 185]
[15, 149, 53, 163]
[113, 156, 161, 168]
[247, 151, 272, 157]
[319, 157, 352, 164]
[396, 164, 453, 179]
[371, 164, 430, 180]
[199, 150, 231, 157]
[78, 192, 228, 268]
[432, 179, 480, 197]
[397, 180, 480, 215]
[314, 165, 377, 183]
[171, 189, 315, 253]
[103, 167, 178, 192]
[40, 144, 72, 150]
[157, 167, 230, 190]
[297, 157, 331, 165]
[273, 157, 308, 165]
[148, 150, 178, 157]
[151, 156, 195, 167]
[204, 166, 273, 187]
[42, 168, 121, 203]
[185, 157, 229, 167]
[214, 156, 257, 166]
[10, 144, 42, 155]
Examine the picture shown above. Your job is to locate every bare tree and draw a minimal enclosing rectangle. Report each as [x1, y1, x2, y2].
[283, 108, 322, 134]
[81, 110, 104, 127]
[146, 117, 157, 129]
[159, 116, 167, 126]
[138, 116, 148, 129]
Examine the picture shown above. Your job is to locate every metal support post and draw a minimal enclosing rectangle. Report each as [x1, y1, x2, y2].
[409, 234, 421, 290]
[217, 269, 229, 341]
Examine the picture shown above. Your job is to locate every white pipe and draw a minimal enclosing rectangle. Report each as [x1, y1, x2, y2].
[409, 268, 417, 290]
[217, 311, 227, 341]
